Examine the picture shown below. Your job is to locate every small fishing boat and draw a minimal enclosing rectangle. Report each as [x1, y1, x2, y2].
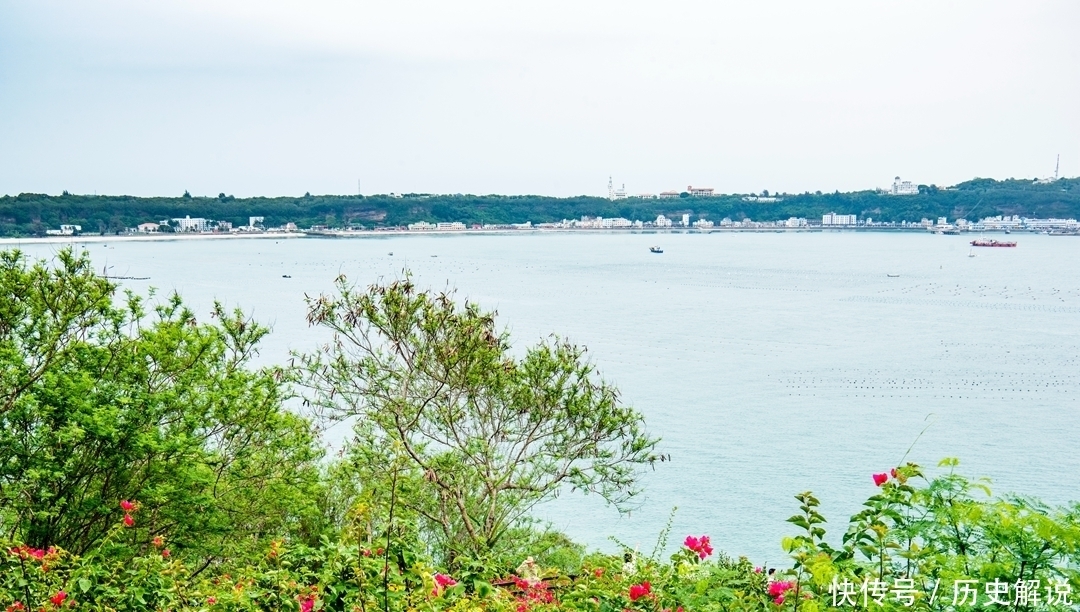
[970, 239, 1017, 247]
[649, 246, 663, 254]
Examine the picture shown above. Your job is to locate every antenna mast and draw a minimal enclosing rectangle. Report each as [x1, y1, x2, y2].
[1055, 154, 1060, 180]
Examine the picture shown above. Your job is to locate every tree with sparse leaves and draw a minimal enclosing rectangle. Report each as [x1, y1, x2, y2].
[296, 275, 659, 565]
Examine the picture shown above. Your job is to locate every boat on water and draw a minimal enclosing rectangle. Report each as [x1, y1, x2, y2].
[649, 246, 663, 253]
[970, 239, 1017, 247]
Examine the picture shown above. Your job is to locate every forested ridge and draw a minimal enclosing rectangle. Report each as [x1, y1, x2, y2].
[2, 177, 1079, 236]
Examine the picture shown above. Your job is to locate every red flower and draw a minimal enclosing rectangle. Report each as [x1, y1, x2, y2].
[593, 567, 604, 578]
[162, 549, 171, 558]
[7, 602, 25, 612]
[872, 473, 889, 487]
[207, 597, 217, 605]
[49, 592, 66, 607]
[628, 582, 651, 602]
[120, 500, 135, 512]
[890, 468, 898, 479]
[123, 514, 134, 527]
[152, 536, 164, 547]
[9, 545, 46, 561]
[683, 534, 714, 559]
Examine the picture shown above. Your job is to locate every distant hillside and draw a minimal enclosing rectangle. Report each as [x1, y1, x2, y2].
[2, 177, 1078, 237]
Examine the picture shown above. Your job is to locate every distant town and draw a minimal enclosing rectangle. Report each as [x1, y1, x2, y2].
[41, 212, 1080, 238]
[26, 173, 1080, 238]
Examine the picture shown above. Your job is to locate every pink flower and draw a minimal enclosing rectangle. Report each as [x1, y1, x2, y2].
[768, 581, 795, 598]
[773, 596, 785, 605]
[120, 500, 136, 512]
[432, 573, 457, 596]
[123, 514, 135, 527]
[683, 534, 714, 559]
[628, 582, 651, 602]
[298, 596, 315, 612]
[49, 592, 67, 607]
[207, 597, 217, 605]
[872, 473, 889, 487]
[754, 567, 763, 573]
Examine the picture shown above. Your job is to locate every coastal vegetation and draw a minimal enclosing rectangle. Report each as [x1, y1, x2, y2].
[2, 177, 1079, 236]
[2, 249, 1079, 612]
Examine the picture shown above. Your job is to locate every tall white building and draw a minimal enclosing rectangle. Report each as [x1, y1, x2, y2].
[607, 177, 628, 200]
[822, 212, 857, 226]
[890, 176, 919, 195]
[173, 216, 209, 232]
[681, 213, 690, 227]
[655, 215, 672, 228]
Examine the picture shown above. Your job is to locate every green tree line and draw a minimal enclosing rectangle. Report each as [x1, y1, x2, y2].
[2, 177, 1078, 236]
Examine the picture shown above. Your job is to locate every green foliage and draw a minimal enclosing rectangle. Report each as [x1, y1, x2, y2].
[781, 461, 1080, 612]
[0, 248, 324, 563]
[3, 176, 1080, 235]
[296, 276, 659, 569]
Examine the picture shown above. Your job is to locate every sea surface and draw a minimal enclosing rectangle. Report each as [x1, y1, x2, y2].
[9, 231, 1080, 565]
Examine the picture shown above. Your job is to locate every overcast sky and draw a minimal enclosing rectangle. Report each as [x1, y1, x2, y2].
[1, 1, 1077, 197]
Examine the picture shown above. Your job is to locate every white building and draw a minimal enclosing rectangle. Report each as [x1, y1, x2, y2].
[45, 224, 81, 236]
[890, 176, 919, 195]
[658, 191, 681, 199]
[1023, 218, 1078, 231]
[687, 185, 715, 197]
[681, 214, 690, 227]
[607, 177, 628, 200]
[692, 218, 714, 228]
[408, 221, 437, 230]
[601, 217, 633, 228]
[249, 216, 264, 228]
[785, 217, 808, 227]
[655, 215, 673, 228]
[822, 212, 857, 226]
[137, 222, 160, 233]
[436, 222, 466, 230]
[173, 216, 209, 232]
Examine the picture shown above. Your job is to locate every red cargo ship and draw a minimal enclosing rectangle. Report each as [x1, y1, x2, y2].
[970, 239, 1017, 247]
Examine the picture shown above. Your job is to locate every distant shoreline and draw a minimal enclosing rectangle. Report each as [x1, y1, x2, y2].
[0, 226, 1057, 246]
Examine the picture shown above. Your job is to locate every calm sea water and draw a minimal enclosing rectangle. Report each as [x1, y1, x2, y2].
[9, 232, 1080, 564]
